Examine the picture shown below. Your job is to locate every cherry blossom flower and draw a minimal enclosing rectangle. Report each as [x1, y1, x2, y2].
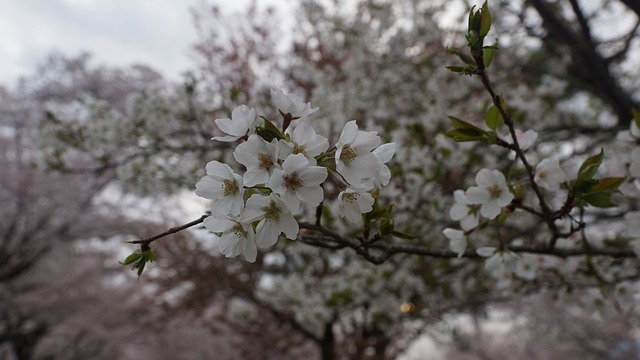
[442, 228, 467, 257]
[212, 105, 258, 142]
[268, 154, 328, 212]
[477, 247, 518, 273]
[271, 88, 318, 118]
[534, 158, 567, 191]
[195, 161, 244, 216]
[203, 215, 257, 262]
[466, 169, 514, 220]
[515, 254, 538, 280]
[449, 189, 480, 231]
[278, 122, 329, 165]
[363, 143, 396, 189]
[241, 194, 299, 248]
[335, 120, 381, 188]
[337, 188, 374, 224]
[233, 134, 280, 187]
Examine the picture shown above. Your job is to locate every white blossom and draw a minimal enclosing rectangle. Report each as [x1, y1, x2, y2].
[268, 153, 328, 212]
[241, 194, 299, 248]
[466, 169, 514, 220]
[335, 120, 381, 188]
[278, 122, 329, 165]
[271, 88, 318, 118]
[203, 215, 257, 262]
[195, 161, 244, 216]
[442, 228, 467, 257]
[515, 254, 538, 280]
[212, 105, 258, 142]
[338, 188, 374, 224]
[477, 247, 518, 273]
[534, 158, 567, 191]
[364, 142, 396, 189]
[449, 189, 480, 231]
[233, 134, 280, 187]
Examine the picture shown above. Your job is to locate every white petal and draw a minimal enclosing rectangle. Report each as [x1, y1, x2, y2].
[481, 201, 501, 219]
[279, 214, 299, 239]
[256, 219, 280, 248]
[373, 143, 396, 163]
[297, 186, 324, 207]
[203, 217, 235, 233]
[338, 121, 359, 146]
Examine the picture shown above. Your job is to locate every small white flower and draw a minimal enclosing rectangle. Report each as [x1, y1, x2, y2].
[466, 169, 514, 220]
[335, 120, 381, 188]
[271, 88, 318, 118]
[204, 215, 257, 262]
[278, 122, 329, 165]
[625, 211, 640, 237]
[268, 154, 328, 212]
[449, 190, 480, 231]
[195, 161, 244, 216]
[241, 194, 299, 248]
[364, 143, 396, 189]
[338, 188, 374, 224]
[477, 246, 518, 273]
[442, 228, 467, 257]
[233, 134, 280, 187]
[212, 105, 258, 142]
[515, 254, 538, 280]
[534, 158, 567, 191]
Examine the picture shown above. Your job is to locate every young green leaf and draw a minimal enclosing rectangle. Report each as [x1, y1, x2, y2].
[577, 148, 604, 181]
[485, 105, 501, 130]
[479, 1, 492, 37]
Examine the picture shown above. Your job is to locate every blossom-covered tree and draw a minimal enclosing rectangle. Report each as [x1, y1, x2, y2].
[27, 0, 640, 359]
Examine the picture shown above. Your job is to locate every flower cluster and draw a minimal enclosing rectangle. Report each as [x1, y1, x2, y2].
[195, 89, 395, 261]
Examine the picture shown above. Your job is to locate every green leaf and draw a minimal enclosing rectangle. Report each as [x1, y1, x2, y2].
[592, 177, 626, 192]
[577, 148, 604, 181]
[448, 116, 485, 132]
[446, 65, 477, 76]
[485, 105, 501, 130]
[445, 129, 487, 142]
[479, 1, 492, 37]
[120, 252, 143, 265]
[582, 192, 617, 208]
[447, 47, 475, 65]
[483, 47, 495, 68]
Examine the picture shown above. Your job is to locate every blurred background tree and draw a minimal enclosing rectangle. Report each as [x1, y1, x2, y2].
[2, 0, 640, 359]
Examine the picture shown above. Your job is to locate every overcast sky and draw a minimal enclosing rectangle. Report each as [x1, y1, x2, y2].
[0, 0, 290, 86]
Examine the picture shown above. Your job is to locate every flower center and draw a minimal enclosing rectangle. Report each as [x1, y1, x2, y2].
[231, 223, 247, 238]
[340, 145, 356, 164]
[343, 192, 358, 203]
[258, 153, 274, 169]
[223, 179, 239, 196]
[293, 143, 306, 155]
[538, 170, 548, 181]
[488, 185, 502, 199]
[263, 200, 281, 221]
[284, 172, 303, 191]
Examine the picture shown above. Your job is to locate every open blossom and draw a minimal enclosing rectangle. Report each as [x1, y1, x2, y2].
[203, 215, 257, 262]
[466, 169, 514, 220]
[442, 228, 467, 257]
[515, 254, 538, 280]
[449, 189, 480, 231]
[233, 134, 280, 187]
[271, 88, 318, 118]
[335, 120, 381, 188]
[477, 247, 518, 273]
[535, 158, 566, 191]
[363, 143, 396, 189]
[212, 105, 258, 142]
[195, 161, 244, 216]
[338, 188, 374, 224]
[278, 122, 329, 165]
[268, 154, 328, 212]
[241, 194, 299, 248]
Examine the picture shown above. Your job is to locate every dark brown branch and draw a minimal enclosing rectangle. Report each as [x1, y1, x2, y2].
[130, 215, 209, 247]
